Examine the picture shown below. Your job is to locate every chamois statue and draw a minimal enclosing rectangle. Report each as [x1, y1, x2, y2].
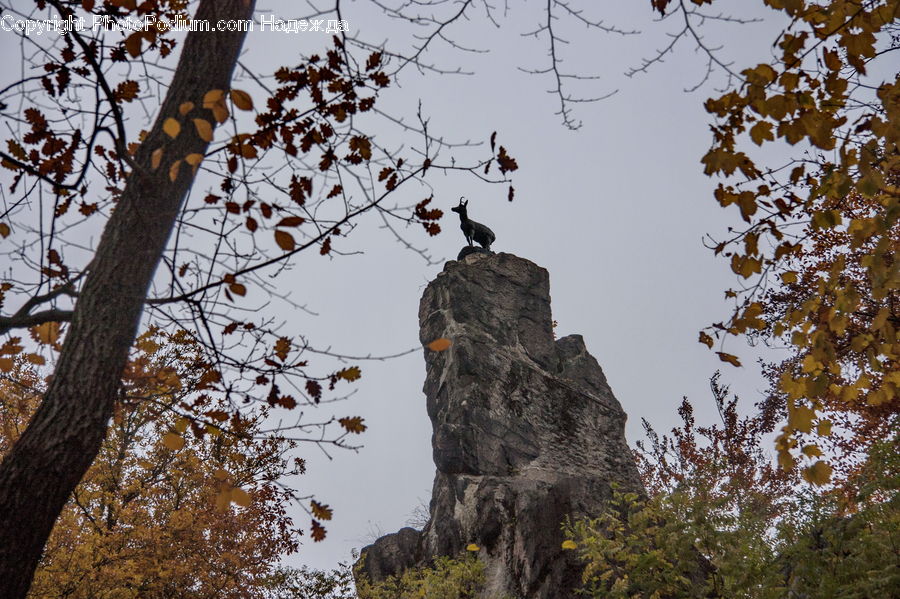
[451, 197, 495, 250]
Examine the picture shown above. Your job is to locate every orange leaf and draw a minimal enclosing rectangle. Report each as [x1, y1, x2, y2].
[163, 118, 181, 139]
[426, 338, 452, 352]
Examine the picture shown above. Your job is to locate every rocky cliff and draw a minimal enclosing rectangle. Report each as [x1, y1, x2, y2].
[358, 252, 644, 598]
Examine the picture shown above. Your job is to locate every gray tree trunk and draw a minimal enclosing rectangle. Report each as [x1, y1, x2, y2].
[0, 1, 255, 595]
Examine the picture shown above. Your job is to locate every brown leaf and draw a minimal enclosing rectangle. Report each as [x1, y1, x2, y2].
[274, 230, 295, 251]
[274, 337, 291, 362]
[229, 89, 253, 110]
[311, 519, 326, 542]
[311, 500, 333, 521]
[277, 216, 305, 227]
[716, 352, 742, 367]
[338, 416, 367, 434]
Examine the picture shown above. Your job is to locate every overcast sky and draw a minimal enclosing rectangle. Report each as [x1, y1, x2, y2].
[247, 0, 789, 572]
[0, 0, 792, 575]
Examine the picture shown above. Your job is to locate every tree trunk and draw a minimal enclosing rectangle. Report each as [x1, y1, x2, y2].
[0, 1, 255, 595]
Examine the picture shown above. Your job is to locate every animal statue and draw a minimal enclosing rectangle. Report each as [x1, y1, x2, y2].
[451, 197, 495, 250]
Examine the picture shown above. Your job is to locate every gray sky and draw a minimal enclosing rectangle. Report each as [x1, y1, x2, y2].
[250, 0, 787, 572]
[0, 0, 791, 575]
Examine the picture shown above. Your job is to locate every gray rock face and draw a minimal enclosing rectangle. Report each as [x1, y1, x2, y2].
[358, 252, 643, 598]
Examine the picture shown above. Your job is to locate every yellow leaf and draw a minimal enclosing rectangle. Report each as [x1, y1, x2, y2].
[561, 540, 578, 550]
[427, 338, 452, 352]
[162, 432, 185, 451]
[193, 118, 213, 142]
[185, 153, 203, 166]
[466, 543, 480, 552]
[231, 487, 251, 507]
[168, 159, 181, 182]
[178, 101, 194, 115]
[151, 147, 163, 170]
[163, 118, 181, 139]
[802, 460, 833, 486]
[781, 271, 798, 284]
[230, 89, 253, 110]
[336, 366, 361, 381]
[817, 419, 832, 436]
[789, 405, 816, 434]
[274, 230, 295, 251]
[801, 444, 823, 458]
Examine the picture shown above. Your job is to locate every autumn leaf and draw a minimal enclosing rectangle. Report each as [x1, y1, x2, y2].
[561, 540, 578, 550]
[231, 487, 251, 507]
[306, 379, 322, 402]
[193, 118, 213, 142]
[229, 89, 253, 111]
[31, 321, 60, 345]
[178, 101, 194, 115]
[311, 500, 333, 521]
[497, 146, 518, 173]
[335, 366, 361, 382]
[25, 353, 45, 365]
[338, 416, 366, 434]
[124, 32, 142, 57]
[151, 148, 163, 170]
[163, 118, 181, 139]
[802, 460, 833, 485]
[274, 337, 291, 362]
[162, 433, 184, 451]
[466, 543, 480, 551]
[716, 352, 741, 367]
[274, 230, 295, 251]
[427, 338, 452, 352]
[113, 80, 139, 102]
[698, 331, 714, 349]
[276, 216, 304, 227]
[311, 519, 326, 542]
